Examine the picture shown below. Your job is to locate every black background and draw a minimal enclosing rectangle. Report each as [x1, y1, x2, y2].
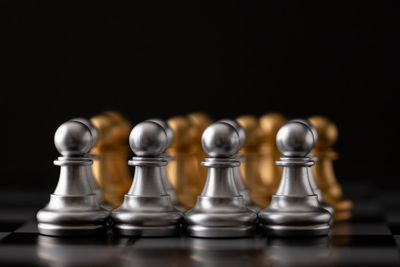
[2, 2, 399, 191]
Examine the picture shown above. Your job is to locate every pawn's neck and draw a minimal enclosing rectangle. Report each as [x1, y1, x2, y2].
[201, 158, 240, 197]
[127, 157, 167, 196]
[53, 157, 93, 196]
[275, 157, 314, 197]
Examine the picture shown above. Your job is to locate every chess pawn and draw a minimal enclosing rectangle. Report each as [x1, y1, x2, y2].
[36, 121, 109, 236]
[291, 119, 334, 216]
[218, 119, 261, 212]
[258, 120, 332, 236]
[166, 116, 203, 208]
[259, 113, 287, 193]
[90, 111, 132, 207]
[111, 121, 182, 236]
[146, 118, 186, 212]
[236, 115, 272, 207]
[308, 116, 353, 221]
[187, 112, 213, 184]
[69, 118, 104, 207]
[184, 121, 257, 238]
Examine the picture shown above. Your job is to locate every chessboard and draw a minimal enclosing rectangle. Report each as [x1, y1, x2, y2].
[0, 182, 399, 267]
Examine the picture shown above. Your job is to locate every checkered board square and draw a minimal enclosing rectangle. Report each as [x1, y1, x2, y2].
[0, 187, 399, 266]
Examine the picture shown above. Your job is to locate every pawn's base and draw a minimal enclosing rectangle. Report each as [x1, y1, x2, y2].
[260, 224, 330, 237]
[38, 223, 107, 237]
[112, 224, 179, 237]
[36, 203, 110, 237]
[186, 224, 255, 238]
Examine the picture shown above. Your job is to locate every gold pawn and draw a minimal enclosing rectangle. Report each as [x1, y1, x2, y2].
[90, 111, 132, 208]
[167, 116, 204, 208]
[187, 112, 213, 185]
[236, 115, 272, 207]
[258, 113, 288, 194]
[308, 116, 353, 221]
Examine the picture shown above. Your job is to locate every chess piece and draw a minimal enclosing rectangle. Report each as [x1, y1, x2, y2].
[291, 119, 334, 216]
[184, 121, 257, 238]
[187, 112, 213, 184]
[111, 121, 182, 236]
[69, 118, 105, 207]
[146, 118, 186, 212]
[236, 115, 271, 207]
[219, 119, 261, 212]
[308, 116, 353, 221]
[259, 113, 287, 193]
[258, 120, 332, 236]
[90, 111, 132, 207]
[167, 116, 203, 208]
[37, 121, 109, 236]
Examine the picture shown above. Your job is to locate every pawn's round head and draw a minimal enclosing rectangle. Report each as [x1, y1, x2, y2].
[201, 122, 241, 157]
[146, 118, 174, 149]
[290, 118, 318, 147]
[54, 121, 93, 156]
[276, 120, 315, 157]
[129, 121, 168, 157]
[308, 116, 338, 148]
[218, 119, 246, 149]
[69, 118, 99, 149]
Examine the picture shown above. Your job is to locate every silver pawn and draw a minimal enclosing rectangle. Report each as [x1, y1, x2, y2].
[184, 121, 258, 238]
[291, 119, 334, 216]
[258, 120, 332, 236]
[111, 121, 182, 237]
[218, 119, 261, 213]
[146, 118, 186, 212]
[36, 121, 109, 236]
[69, 118, 106, 208]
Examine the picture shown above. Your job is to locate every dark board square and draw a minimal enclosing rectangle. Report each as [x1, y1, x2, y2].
[332, 235, 397, 248]
[389, 223, 400, 235]
[0, 221, 24, 232]
[0, 233, 38, 245]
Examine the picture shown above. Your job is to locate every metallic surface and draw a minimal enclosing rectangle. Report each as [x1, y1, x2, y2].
[290, 119, 335, 216]
[37, 121, 109, 236]
[218, 119, 261, 212]
[276, 120, 315, 157]
[69, 118, 106, 208]
[146, 118, 186, 212]
[111, 121, 182, 237]
[236, 115, 271, 207]
[167, 116, 203, 208]
[90, 111, 132, 208]
[184, 122, 257, 238]
[129, 121, 168, 157]
[201, 122, 241, 157]
[259, 113, 287, 194]
[259, 120, 332, 236]
[309, 116, 353, 221]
